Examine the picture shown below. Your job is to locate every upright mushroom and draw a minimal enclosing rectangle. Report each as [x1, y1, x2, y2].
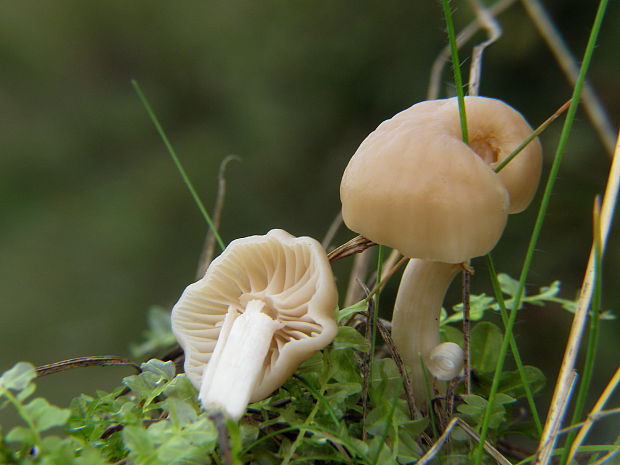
[340, 96, 542, 408]
[171, 229, 338, 420]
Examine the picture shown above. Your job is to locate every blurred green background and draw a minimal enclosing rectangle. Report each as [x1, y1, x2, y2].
[1, 0, 618, 442]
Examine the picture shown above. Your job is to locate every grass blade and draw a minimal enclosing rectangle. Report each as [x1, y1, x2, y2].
[132, 80, 226, 252]
[474, 1, 611, 463]
[440, 0, 468, 143]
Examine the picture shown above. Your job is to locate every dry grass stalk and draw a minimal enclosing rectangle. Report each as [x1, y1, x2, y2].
[417, 417, 512, 465]
[467, 0, 503, 96]
[327, 235, 375, 262]
[566, 367, 620, 464]
[195, 155, 240, 278]
[344, 248, 374, 307]
[322, 211, 343, 250]
[520, 0, 616, 156]
[534, 131, 620, 464]
[428, 0, 517, 100]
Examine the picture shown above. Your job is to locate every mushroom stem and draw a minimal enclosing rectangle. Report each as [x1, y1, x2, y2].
[391, 258, 461, 410]
[199, 299, 281, 420]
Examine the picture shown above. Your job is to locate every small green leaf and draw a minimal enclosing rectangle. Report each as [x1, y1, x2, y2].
[327, 348, 362, 384]
[162, 398, 197, 426]
[498, 273, 520, 297]
[337, 300, 368, 323]
[471, 322, 503, 373]
[140, 359, 176, 381]
[123, 425, 157, 462]
[499, 366, 546, 398]
[332, 326, 369, 352]
[441, 325, 464, 347]
[24, 397, 71, 432]
[6, 426, 36, 445]
[162, 374, 198, 406]
[370, 358, 403, 401]
[0, 362, 36, 392]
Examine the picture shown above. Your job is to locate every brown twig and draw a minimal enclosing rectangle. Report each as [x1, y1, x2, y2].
[344, 248, 374, 307]
[375, 318, 417, 420]
[322, 212, 343, 250]
[467, 0, 503, 96]
[210, 412, 234, 465]
[520, 0, 616, 157]
[35, 356, 141, 377]
[360, 287, 375, 441]
[195, 155, 240, 278]
[428, 0, 517, 99]
[327, 235, 375, 262]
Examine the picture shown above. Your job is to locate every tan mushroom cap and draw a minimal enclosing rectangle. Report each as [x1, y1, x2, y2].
[171, 229, 338, 402]
[340, 96, 542, 263]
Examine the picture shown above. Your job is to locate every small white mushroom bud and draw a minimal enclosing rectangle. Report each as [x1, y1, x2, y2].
[427, 342, 465, 381]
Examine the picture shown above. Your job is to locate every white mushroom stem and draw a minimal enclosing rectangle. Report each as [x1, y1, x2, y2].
[199, 299, 282, 420]
[391, 258, 462, 410]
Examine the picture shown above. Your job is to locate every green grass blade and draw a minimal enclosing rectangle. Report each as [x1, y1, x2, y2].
[440, 0, 468, 142]
[473, 1, 610, 462]
[132, 80, 226, 252]
[486, 254, 543, 434]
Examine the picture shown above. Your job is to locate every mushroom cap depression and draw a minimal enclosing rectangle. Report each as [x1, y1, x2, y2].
[171, 229, 338, 402]
[340, 96, 542, 263]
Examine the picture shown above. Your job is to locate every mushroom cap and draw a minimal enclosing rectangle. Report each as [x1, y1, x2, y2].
[340, 96, 542, 263]
[171, 229, 338, 402]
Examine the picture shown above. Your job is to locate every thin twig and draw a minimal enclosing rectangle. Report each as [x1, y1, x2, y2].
[35, 356, 141, 377]
[520, 0, 617, 157]
[327, 235, 375, 262]
[417, 417, 512, 465]
[210, 412, 234, 465]
[322, 212, 343, 250]
[467, 0, 503, 96]
[534, 130, 620, 465]
[196, 155, 240, 278]
[428, 0, 517, 99]
[344, 248, 374, 307]
[360, 283, 375, 441]
[375, 318, 417, 420]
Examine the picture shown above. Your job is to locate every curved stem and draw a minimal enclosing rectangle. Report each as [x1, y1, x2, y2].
[199, 300, 281, 420]
[391, 259, 460, 409]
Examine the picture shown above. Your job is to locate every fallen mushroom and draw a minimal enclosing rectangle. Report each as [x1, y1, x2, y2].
[340, 96, 542, 409]
[171, 229, 338, 420]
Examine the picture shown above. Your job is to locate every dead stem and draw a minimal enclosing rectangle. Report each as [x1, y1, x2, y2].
[344, 248, 374, 307]
[520, 0, 616, 156]
[35, 356, 141, 377]
[534, 132, 620, 465]
[417, 417, 512, 465]
[467, 0, 503, 96]
[375, 318, 417, 421]
[195, 155, 240, 278]
[361, 288, 375, 441]
[210, 412, 234, 465]
[428, 0, 517, 99]
[327, 235, 375, 262]
[322, 211, 343, 250]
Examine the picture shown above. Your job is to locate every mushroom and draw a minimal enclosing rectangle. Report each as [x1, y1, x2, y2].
[171, 229, 338, 420]
[340, 96, 542, 408]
